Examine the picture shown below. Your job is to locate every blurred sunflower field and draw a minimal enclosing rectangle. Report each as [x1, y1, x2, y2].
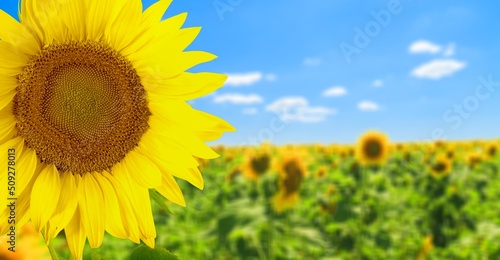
[4, 131, 498, 259]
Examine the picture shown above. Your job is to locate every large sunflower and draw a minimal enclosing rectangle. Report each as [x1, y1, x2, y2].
[355, 130, 390, 166]
[0, 0, 234, 258]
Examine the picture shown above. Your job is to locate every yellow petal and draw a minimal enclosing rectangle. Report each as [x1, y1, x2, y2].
[15, 148, 38, 196]
[0, 170, 34, 235]
[0, 137, 24, 166]
[5, 162, 44, 234]
[148, 100, 235, 133]
[65, 206, 86, 260]
[28, 0, 69, 44]
[86, 0, 128, 41]
[155, 172, 186, 207]
[141, 0, 172, 29]
[122, 150, 162, 188]
[148, 119, 219, 159]
[144, 72, 227, 101]
[139, 140, 204, 190]
[93, 172, 127, 239]
[124, 12, 187, 58]
[176, 51, 218, 71]
[179, 167, 204, 190]
[133, 51, 217, 75]
[30, 164, 61, 231]
[48, 173, 78, 239]
[0, 91, 15, 112]
[78, 173, 105, 248]
[105, 0, 142, 52]
[112, 168, 156, 241]
[169, 27, 202, 53]
[59, 0, 87, 41]
[0, 41, 29, 68]
[102, 170, 140, 243]
[0, 9, 39, 55]
[138, 130, 199, 168]
[143, 237, 156, 249]
[0, 106, 16, 143]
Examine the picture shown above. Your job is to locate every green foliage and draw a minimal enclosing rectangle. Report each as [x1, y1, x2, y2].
[49, 144, 500, 259]
[129, 246, 179, 260]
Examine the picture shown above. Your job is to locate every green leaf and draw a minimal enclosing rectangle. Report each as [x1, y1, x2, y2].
[149, 189, 174, 215]
[129, 246, 179, 260]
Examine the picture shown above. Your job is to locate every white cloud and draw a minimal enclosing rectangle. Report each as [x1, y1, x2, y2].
[225, 72, 263, 86]
[410, 40, 460, 57]
[242, 107, 258, 115]
[265, 74, 277, 82]
[358, 101, 380, 111]
[409, 40, 442, 54]
[373, 79, 384, 88]
[323, 86, 347, 97]
[443, 43, 456, 57]
[304, 57, 322, 66]
[266, 96, 336, 123]
[411, 59, 466, 80]
[266, 97, 308, 112]
[214, 93, 263, 105]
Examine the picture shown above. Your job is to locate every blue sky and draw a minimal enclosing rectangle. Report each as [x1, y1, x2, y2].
[2, 0, 500, 145]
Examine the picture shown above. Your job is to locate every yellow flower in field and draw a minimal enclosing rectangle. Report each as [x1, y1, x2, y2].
[446, 149, 455, 159]
[273, 152, 307, 212]
[402, 151, 411, 162]
[0, 0, 234, 259]
[485, 143, 497, 159]
[226, 166, 241, 183]
[212, 145, 226, 154]
[223, 149, 237, 164]
[394, 143, 404, 151]
[319, 200, 336, 215]
[466, 152, 483, 169]
[433, 140, 447, 150]
[0, 223, 50, 260]
[241, 148, 271, 180]
[315, 165, 327, 178]
[326, 184, 337, 196]
[330, 159, 339, 170]
[416, 235, 433, 260]
[318, 185, 337, 215]
[355, 131, 390, 166]
[429, 154, 452, 178]
[448, 184, 457, 195]
[338, 145, 354, 158]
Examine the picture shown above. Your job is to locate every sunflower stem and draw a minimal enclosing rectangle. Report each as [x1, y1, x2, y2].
[41, 230, 60, 260]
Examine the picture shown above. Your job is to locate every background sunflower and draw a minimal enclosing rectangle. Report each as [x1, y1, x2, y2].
[355, 130, 390, 166]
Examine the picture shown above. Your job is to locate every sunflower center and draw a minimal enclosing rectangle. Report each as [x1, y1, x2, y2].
[251, 154, 270, 175]
[14, 41, 151, 174]
[432, 162, 447, 173]
[43, 64, 120, 140]
[363, 139, 382, 158]
[282, 160, 304, 195]
[488, 146, 496, 157]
